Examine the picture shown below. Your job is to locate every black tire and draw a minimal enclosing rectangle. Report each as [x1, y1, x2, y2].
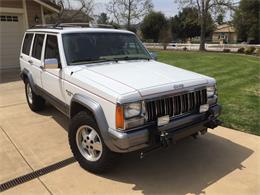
[24, 79, 45, 112]
[69, 111, 118, 173]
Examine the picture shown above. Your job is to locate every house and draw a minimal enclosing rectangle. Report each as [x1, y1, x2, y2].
[45, 9, 93, 24]
[212, 24, 237, 44]
[0, 0, 60, 70]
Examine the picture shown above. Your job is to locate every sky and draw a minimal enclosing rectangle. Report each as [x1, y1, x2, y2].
[94, 0, 180, 17]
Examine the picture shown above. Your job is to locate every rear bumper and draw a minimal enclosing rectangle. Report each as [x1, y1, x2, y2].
[108, 104, 222, 153]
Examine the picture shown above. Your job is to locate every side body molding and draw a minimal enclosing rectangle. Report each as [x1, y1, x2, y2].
[20, 69, 38, 94]
[70, 94, 117, 151]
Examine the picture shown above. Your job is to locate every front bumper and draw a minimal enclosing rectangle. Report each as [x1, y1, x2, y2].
[108, 104, 222, 153]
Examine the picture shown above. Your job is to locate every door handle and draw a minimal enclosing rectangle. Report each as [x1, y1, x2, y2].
[28, 60, 33, 64]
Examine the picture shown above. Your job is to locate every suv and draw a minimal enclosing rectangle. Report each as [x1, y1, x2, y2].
[20, 24, 221, 173]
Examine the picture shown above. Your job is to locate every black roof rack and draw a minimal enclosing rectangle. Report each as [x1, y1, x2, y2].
[31, 23, 115, 29]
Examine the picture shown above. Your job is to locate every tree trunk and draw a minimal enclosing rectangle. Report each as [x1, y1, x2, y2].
[200, 12, 206, 51]
[127, 0, 131, 29]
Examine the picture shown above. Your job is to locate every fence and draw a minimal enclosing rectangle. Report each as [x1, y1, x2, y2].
[144, 43, 260, 52]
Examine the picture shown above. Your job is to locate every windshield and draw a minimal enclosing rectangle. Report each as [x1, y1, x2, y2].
[62, 32, 151, 65]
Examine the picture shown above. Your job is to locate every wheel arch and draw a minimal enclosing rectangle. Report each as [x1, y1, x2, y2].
[70, 94, 117, 152]
[20, 69, 38, 94]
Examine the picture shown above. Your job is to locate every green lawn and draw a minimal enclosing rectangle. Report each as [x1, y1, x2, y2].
[156, 50, 260, 135]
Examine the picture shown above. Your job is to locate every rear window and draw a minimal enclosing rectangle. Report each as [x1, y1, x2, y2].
[32, 34, 45, 60]
[22, 33, 33, 55]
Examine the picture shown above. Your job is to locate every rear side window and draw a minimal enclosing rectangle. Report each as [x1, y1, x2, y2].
[22, 33, 33, 55]
[45, 35, 60, 64]
[32, 34, 45, 60]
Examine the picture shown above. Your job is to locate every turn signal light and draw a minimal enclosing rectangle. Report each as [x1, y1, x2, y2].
[116, 104, 124, 129]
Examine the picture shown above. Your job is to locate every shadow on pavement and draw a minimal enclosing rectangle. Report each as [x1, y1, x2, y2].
[40, 102, 253, 195]
[0, 69, 21, 84]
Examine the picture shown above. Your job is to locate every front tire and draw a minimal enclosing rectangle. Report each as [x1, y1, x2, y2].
[25, 79, 45, 111]
[69, 111, 117, 173]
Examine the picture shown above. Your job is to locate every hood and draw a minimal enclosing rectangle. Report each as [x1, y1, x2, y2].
[82, 60, 211, 97]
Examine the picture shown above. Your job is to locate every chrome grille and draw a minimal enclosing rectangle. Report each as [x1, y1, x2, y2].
[145, 89, 207, 122]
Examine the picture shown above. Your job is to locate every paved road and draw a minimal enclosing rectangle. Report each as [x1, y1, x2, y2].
[0, 75, 259, 195]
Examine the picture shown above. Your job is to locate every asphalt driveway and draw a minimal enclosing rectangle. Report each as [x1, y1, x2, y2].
[0, 70, 259, 195]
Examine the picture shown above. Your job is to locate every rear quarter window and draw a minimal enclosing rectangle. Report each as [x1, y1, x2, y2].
[22, 33, 33, 55]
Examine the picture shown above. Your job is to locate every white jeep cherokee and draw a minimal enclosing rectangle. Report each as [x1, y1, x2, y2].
[20, 24, 221, 173]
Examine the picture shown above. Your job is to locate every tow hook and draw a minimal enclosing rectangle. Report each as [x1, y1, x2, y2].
[160, 131, 171, 147]
[140, 131, 172, 159]
[205, 118, 223, 129]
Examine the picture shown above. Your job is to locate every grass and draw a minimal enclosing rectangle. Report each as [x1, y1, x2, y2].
[156, 50, 260, 136]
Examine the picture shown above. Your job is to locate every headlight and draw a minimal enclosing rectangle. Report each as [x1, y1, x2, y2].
[124, 102, 142, 119]
[207, 85, 216, 97]
[116, 102, 144, 130]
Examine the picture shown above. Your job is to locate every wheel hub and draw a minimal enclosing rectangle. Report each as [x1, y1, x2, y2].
[76, 125, 103, 162]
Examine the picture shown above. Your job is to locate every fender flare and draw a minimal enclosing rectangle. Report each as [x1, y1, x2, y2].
[20, 69, 38, 94]
[70, 94, 118, 152]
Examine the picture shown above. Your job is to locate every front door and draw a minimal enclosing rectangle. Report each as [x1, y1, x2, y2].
[41, 34, 66, 110]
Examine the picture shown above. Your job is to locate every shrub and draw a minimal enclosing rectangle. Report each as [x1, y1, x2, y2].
[245, 47, 256, 55]
[159, 26, 172, 50]
[223, 48, 231, 53]
[256, 48, 260, 56]
[237, 47, 245, 53]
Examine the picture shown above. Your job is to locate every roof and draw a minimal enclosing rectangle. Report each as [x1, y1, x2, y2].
[33, 0, 60, 13]
[55, 9, 93, 22]
[27, 27, 134, 35]
[214, 24, 236, 33]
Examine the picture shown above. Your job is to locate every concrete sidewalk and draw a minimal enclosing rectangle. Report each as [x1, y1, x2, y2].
[0, 78, 259, 195]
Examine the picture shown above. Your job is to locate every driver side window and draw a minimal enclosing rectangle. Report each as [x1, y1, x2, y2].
[45, 35, 61, 67]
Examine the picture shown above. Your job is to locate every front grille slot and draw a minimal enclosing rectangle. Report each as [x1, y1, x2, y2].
[145, 89, 207, 122]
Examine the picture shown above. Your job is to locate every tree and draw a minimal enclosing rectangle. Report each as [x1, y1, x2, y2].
[107, 0, 153, 28]
[141, 11, 168, 42]
[170, 15, 181, 41]
[159, 25, 172, 50]
[97, 13, 109, 24]
[49, 0, 94, 23]
[176, 0, 234, 51]
[171, 7, 200, 41]
[233, 0, 260, 43]
[216, 14, 224, 25]
[171, 7, 214, 42]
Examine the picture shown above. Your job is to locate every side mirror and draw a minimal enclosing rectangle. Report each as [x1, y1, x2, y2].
[44, 58, 59, 69]
[150, 52, 158, 61]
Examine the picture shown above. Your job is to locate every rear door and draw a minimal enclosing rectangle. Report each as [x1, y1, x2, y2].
[20, 33, 34, 71]
[30, 33, 46, 87]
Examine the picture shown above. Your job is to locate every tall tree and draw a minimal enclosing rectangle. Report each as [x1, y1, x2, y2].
[233, 0, 260, 43]
[176, 0, 234, 51]
[97, 13, 109, 24]
[141, 11, 168, 42]
[107, 0, 153, 28]
[171, 7, 214, 42]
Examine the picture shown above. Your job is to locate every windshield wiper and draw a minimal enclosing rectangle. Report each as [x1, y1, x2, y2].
[70, 57, 115, 65]
[112, 56, 150, 61]
[69, 56, 150, 65]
